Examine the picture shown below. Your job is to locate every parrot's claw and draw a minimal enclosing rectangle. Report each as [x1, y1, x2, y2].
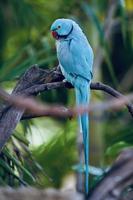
[63, 79, 67, 83]
[54, 71, 62, 75]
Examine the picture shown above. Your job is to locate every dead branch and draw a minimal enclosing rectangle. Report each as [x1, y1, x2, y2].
[0, 65, 133, 152]
[0, 87, 133, 118]
[88, 148, 133, 200]
[0, 65, 56, 152]
[20, 81, 133, 119]
[0, 188, 83, 200]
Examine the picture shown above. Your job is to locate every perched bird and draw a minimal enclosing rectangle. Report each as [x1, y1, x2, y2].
[50, 18, 94, 194]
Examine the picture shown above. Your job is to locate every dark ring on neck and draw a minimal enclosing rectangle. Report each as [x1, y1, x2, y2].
[58, 25, 73, 39]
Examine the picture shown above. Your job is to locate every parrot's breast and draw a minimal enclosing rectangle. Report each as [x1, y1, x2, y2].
[56, 40, 74, 74]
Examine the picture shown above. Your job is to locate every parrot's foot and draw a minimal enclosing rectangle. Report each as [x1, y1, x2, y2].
[54, 71, 62, 76]
[63, 79, 73, 89]
[63, 79, 67, 83]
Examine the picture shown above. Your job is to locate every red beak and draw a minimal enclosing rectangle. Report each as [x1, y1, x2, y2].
[51, 31, 58, 39]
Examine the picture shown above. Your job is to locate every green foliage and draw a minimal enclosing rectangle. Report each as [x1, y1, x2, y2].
[105, 141, 133, 161]
[32, 125, 77, 188]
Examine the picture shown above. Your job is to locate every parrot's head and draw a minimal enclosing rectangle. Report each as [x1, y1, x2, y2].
[50, 18, 73, 40]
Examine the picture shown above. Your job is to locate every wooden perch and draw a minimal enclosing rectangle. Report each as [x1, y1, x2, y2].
[0, 64, 133, 152]
[88, 148, 133, 200]
[0, 65, 62, 151]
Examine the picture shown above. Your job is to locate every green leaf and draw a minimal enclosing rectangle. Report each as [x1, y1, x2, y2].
[3, 149, 36, 182]
[13, 131, 29, 146]
[0, 157, 27, 186]
[119, 0, 127, 45]
[105, 141, 133, 159]
[81, 2, 104, 43]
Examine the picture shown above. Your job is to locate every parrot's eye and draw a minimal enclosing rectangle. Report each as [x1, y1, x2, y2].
[57, 25, 61, 29]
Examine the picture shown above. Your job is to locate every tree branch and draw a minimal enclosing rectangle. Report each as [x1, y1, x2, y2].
[21, 81, 133, 119]
[1, 87, 133, 119]
[88, 148, 133, 200]
[0, 65, 132, 152]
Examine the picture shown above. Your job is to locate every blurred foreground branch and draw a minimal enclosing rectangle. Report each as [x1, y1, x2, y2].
[0, 65, 133, 152]
[88, 148, 133, 200]
[0, 86, 133, 118]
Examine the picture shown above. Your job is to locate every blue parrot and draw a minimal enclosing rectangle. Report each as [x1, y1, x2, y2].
[50, 18, 94, 194]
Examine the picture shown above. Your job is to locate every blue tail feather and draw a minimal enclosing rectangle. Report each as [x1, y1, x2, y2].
[75, 81, 90, 194]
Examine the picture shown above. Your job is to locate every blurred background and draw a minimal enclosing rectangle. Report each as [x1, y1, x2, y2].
[0, 0, 133, 192]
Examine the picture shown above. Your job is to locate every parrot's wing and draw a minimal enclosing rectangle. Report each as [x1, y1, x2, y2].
[70, 38, 93, 81]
